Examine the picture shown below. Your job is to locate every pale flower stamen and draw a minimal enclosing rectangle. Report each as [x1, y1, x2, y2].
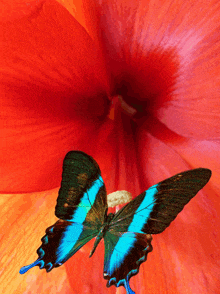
[107, 190, 133, 208]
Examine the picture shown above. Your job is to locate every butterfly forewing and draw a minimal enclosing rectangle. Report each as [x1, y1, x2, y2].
[109, 168, 211, 234]
[55, 151, 108, 226]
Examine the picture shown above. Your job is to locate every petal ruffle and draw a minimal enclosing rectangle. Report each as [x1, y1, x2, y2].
[56, 0, 99, 40]
[0, 0, 109, 192]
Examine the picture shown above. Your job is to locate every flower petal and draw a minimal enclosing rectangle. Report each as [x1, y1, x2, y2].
[0, 189, 73, 294]
[95, 0, 220, 139]
[56, 0, 98, 38]
[138, 115, 220, 200]
[155, 1, 220, 139]
[65, 243, 115, 293]
[0, 0, 109, 192]
[0, 0, 44, 22]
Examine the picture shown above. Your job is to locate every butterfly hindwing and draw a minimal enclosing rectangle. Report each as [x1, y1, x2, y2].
[20, 220, 100, 274]
[103, 231, 152, 289]
[109, 168, 211, 235]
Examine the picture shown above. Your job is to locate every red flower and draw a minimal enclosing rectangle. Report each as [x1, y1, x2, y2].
[0, 0, 220, 293]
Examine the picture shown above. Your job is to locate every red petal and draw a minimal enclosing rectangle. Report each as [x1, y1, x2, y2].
[155, 1, 220, 139]
[56, 0, 99, 40]
[65, 243, 116, 293]
[95, 0, 220, 139]
[138, 115, 220, 201]
[0, 189, 73, 294]
[0, 0, 44, 22]
[0, 0, 109, 192]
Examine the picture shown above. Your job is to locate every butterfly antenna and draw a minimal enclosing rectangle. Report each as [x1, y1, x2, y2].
[19, 259, 43, 274]
[124, 276, 135, 294]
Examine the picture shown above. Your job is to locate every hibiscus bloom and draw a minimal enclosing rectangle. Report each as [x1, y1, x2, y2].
[0, 0, 220, 293]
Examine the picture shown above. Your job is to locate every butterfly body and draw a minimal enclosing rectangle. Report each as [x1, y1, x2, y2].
[89, 212, 114, 257]
[20, 151, 211, 294]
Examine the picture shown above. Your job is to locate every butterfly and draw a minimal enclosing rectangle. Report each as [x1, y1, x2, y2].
[19, 151, 211, 294]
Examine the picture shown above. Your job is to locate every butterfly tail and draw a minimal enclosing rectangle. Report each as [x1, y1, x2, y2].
[19, 258, 45, 274]
[124, 276, 135, 294]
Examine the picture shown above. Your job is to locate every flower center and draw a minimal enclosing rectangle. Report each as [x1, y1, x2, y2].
[108, 48, 179, 122]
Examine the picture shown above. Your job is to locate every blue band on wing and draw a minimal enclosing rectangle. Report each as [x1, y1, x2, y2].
[56, 223, 83, 263]
[128, 185, 158, 233]
[109, 235, 136, 275]
[107, 185, 157, 274]
[69, 175, 104, 222]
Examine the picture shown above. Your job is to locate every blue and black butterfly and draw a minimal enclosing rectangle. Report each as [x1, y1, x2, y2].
[20, 151, 211, 294]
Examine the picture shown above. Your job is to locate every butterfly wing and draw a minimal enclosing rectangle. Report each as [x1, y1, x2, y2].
[55, 151, 107, 225]
[20, 151, 108, 274]
[110, 168, 211, 234]
[103, 168, 211, 290]
[103, 231, 152, 292]
[20, 220, 99, 274]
